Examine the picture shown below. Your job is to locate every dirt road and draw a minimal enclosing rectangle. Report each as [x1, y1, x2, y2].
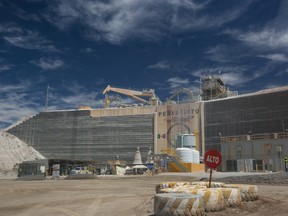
[0, 174, 287, 216]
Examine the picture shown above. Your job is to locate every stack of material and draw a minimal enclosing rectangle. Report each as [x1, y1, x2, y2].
[0, 131, 45, 178]
[154, 181, 258, 215]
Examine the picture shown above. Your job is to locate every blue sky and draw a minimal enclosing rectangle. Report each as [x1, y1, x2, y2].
[1, 0, 288, 129]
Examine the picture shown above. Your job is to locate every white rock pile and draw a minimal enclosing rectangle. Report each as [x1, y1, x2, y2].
[0, 131, 45, 178]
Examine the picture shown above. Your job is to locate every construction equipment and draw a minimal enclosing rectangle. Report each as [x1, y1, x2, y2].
[104, 95, 123, 108]
[103, 85, 161, 107]
[201, 76, 227, 101]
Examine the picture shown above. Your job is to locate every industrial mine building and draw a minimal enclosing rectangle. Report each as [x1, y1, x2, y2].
[6, 77, 288, 173]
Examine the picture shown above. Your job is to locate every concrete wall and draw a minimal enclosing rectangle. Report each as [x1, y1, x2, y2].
[221, 133, 288, 172]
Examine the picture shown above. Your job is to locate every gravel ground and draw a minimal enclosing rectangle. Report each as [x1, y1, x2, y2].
[149, 172, 288, 216]
[201, 172, 288, 216]
[215, 171, 288, 185]
[0, 172, 287, 215]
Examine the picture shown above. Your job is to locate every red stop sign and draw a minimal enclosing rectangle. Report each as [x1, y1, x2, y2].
[204, 149, 222, 169]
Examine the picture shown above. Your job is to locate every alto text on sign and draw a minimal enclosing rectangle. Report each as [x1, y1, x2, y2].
[204, 149, 222, 170]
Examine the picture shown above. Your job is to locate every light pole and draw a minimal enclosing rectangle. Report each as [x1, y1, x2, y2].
[282, 120, 285, 138]
[247, 131, 254, 172]
[276, 146, 283, 171]
[248, 131, 254, 159]
[218, 132, 226, 171]
[45, 84, 51, 111]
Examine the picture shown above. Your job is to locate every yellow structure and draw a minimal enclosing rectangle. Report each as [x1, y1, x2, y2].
[78, 106, 92, 110]
[169, 162, 205, 172]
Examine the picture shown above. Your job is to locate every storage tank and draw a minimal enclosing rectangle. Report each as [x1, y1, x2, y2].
[191, 149, 200, 164]
[176, 148, 200, 163]
[176, 133, 196, 149]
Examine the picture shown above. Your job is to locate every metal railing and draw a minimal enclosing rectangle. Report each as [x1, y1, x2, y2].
[221, 132, 288, 143]
[165, 154, 189, 172]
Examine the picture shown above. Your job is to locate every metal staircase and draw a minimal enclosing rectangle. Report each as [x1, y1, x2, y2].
[165, 154, 189, 172]
[154, 153, 189, 172]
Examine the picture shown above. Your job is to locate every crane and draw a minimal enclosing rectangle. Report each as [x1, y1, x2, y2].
[104, 95, 123, 107]
[102, 85, 160, 107]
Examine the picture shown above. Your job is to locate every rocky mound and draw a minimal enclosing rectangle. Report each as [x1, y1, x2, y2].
[217, 172, 288, 185]
[0, 131, 45, 178]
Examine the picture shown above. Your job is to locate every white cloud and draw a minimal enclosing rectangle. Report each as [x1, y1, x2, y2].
[274, 68, 288, 77]
[31, 57, 64, 70]
[80, 47, 94, 53]
[45, 0, 251, 44]
[50, 82, 103, 109]
[205, 45, 241, 63]
[147, 60, 191, 74]
[192, 66, 256, 87]
[170, 1, 251, 32]
[0, 65, 11, 71]
[168, 77, 189, 84]
[0, 58, 13, 71]
[259, 54, 288, 62]
[147, 61, 171, 70]
[0, 105, 39, 129]
[0, 23, 23, 34]
[218, 1, 288, 66]
[213, 29, 288, 84]
[2, 25, 57, 51]
[219, 72, 252, 87]
[0, 81, 30, 93]
[59, 93, 101, 108]
[0, 81, 42, 129]
[8, 1, 41, 21]
[239, 29, 288, 49]
[167, 77, 190, 89]
[14, 8, 40, 22]
[0, 1, 40, 22]
[0, 81, 105, 129]
[225, 28, 288, 51]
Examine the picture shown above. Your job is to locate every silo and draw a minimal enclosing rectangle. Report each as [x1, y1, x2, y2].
[176, 133, 196, 149]
[175, 148, 200, 164]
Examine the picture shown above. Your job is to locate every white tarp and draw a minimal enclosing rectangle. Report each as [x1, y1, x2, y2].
[116, 166, 126, 175]
[132, 165, 147, 169]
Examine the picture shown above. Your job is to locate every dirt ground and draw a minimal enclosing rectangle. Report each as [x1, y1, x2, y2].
[0, 173, 287, 216]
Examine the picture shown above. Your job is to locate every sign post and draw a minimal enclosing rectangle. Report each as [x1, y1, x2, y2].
[204, 149, 222, 188]
[285, 157, 288, 172]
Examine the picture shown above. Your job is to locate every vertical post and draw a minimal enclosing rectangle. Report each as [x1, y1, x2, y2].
[209, 169, 212, 188]
[45, 84, 50, 111]
[200, 103, 205, 156]
[282, 120, 285, 138]
[284, 157, 287, 172]
[210, 87, 212, 100]
[276, 146, 282, 171]
[199, 77, 202, 101]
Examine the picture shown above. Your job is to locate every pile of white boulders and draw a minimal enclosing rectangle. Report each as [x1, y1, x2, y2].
[154, 181, 258, 216]
[0, 131, 45, 177]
